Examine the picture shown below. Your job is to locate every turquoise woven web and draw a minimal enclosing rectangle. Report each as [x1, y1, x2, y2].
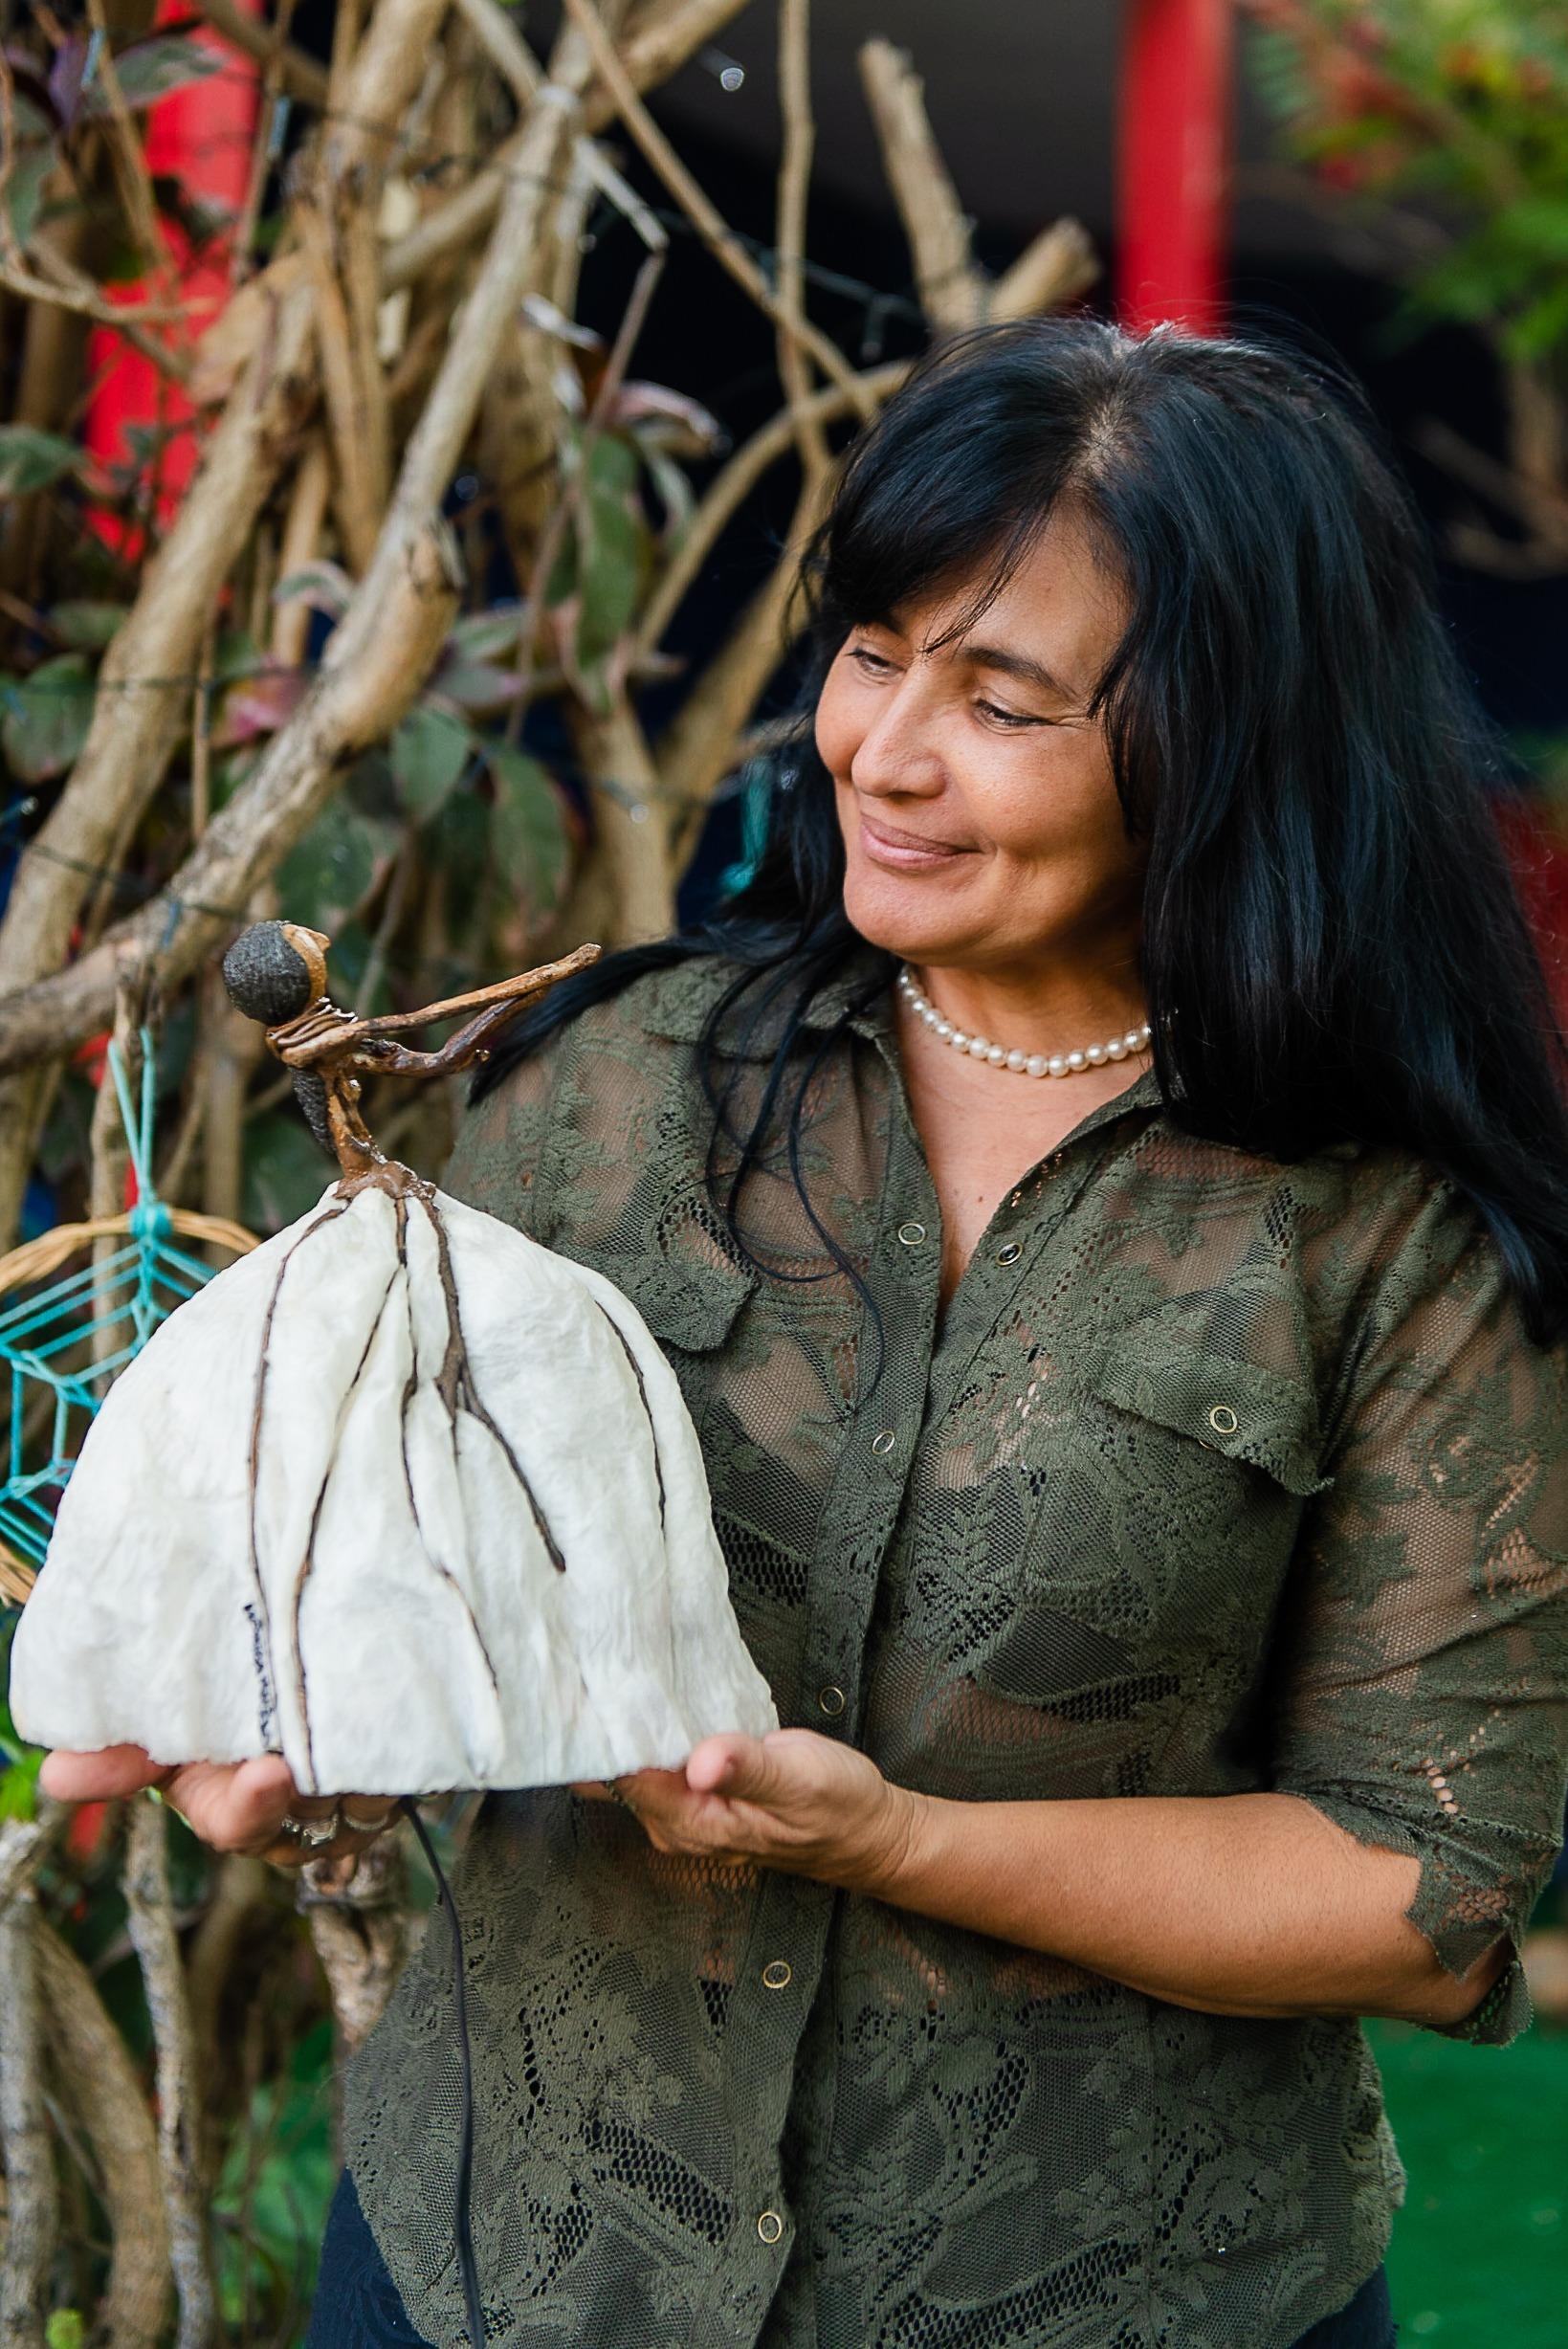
[0, 1034, 224, 1579]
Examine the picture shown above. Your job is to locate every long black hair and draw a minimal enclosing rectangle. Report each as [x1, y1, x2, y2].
[477, 317, 1568, 1342]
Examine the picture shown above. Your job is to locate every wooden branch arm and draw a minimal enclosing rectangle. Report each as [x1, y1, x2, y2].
[276, 941, 602, 1070]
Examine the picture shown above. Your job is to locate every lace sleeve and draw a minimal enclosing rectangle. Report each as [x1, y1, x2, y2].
[1270, 1182, 1568, 2044]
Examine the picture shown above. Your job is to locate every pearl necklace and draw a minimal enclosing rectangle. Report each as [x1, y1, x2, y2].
[897, 965, 1152, 1079]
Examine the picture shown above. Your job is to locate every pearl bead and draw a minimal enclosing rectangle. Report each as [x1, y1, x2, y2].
[895, 967, 1150, 1083]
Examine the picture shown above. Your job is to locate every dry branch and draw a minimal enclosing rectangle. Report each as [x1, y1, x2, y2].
[0, 276, 315, 1243]
[991, 215, 1099, 319]
[0, 523, 461, 1070]
[663, 477, 823, 863]
[575, 693, 675, 942]
[124, 1799, 216, 2349]
[859, 39, 983, 331]
[37, 1919, 171, 2349]
[636, 360, 906, 660]
[298, 1837, 409, 2050]
[0, 1881, 55, 2349]
[776, 0, 829, 482]
[0, 81, 579, 1069]
[383, 0, 751, 291]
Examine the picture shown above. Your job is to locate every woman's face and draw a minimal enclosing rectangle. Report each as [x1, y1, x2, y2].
[815, 505, 1142, 978]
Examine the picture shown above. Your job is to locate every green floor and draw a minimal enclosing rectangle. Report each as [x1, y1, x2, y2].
[1366, 2018, 1568, 2340]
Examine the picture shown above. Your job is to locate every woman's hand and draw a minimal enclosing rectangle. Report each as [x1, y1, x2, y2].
[38, 1745, 399, 1872]
[577, 1729, 924, 1894]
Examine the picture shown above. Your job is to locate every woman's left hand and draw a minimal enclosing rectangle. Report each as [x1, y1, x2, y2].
[576, 1729, 923, 1895]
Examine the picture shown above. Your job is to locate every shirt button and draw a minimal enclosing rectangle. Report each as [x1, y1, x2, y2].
[896, 1220, 927, 1246]
[817, 1684, 847, 1717]
[997, 1240, 1023, 1266]
[1207, 1404, 1240, 1436]
[871, 1429, 896, 1455]
[758, 2210, 784, 2245]
[762, 1959, 792, 1990]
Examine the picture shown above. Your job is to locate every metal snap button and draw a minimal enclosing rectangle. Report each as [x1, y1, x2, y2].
[896, 1220, 927, 1247]
[758, 2210, 784, 2245]
[762, 1960, 792, 1990]
[871, 1429, 896, 1455]
[1207, 1404, 1239, 1436]
[817, 1684, 847, 1717]
[997, 1241, 1023, 1266]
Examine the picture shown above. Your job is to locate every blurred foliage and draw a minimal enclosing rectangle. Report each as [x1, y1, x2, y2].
[1246, 1, 1568, 364]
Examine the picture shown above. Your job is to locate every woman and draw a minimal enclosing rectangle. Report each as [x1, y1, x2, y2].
[43, 320, 1568, 2348]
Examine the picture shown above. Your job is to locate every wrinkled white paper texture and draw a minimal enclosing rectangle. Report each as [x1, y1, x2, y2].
[11, 1185, 778, 1793]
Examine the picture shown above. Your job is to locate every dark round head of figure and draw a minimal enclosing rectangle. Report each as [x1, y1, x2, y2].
[221, 920, 331, 1026]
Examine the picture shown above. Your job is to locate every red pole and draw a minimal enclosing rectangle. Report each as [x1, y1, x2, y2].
[1116, 0, 1234, 335]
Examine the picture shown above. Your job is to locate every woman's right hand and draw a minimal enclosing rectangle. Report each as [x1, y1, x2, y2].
[38, 1745, 398, 1870]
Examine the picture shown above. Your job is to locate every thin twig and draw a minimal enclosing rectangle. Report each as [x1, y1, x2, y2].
[190, 619, 216, 839]
[775, 0, 829, 482]
[84, 0, 176, 296]
[635, 360, 906, 657]
[559, 0, 873, 417]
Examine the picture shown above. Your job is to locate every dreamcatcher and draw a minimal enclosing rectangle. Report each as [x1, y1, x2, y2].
[0, 1030, 256, 1607]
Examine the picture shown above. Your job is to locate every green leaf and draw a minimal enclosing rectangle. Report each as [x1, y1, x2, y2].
[447, 608, 526, 664]
[4, 144, 54, 250]
[575, 434, 648, 673]
[274, 561, 353, 619]
[391, 706, 475, 819]
[275, 799, 399, 931]
[52, 599, 128, 651]
[44, 2314, 84, 2349]
[242, 1110, 336, 1235]
[98, 33, 225, 111]
[0, 655, 96, 782]
[488, 744, 570, 917]
[0, 426, 81, 497]
[0, 1744, 42, 1824]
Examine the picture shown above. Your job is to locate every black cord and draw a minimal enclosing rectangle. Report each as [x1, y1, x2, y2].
[400, 1799, 486, 2349]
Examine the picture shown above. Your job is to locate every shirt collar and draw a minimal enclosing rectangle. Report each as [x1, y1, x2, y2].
[640, 945, 1165, 1140]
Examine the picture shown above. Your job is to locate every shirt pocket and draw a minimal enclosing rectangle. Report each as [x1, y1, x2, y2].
[969, 1320, 1330, 1754]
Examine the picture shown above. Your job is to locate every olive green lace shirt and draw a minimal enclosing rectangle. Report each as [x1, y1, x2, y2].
[346, 949, 1568, 2349]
